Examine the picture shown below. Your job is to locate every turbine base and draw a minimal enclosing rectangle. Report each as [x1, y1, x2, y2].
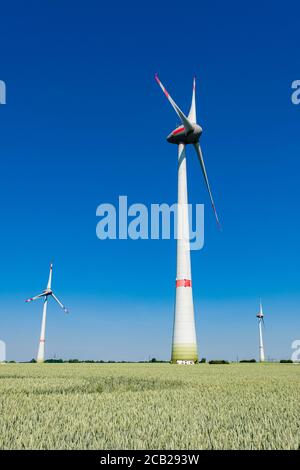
[171, 343, 198, 364]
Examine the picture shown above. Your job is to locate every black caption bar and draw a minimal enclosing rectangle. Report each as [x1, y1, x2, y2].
[0, 449, 295, 466]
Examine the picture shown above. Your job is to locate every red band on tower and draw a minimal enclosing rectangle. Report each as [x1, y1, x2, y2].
[176, 279, 192, 288]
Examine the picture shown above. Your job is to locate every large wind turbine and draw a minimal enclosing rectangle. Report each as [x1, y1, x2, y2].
[155, 75, 220, 364]
[256, 299, 265, 362]
[25, 263, 68, 363]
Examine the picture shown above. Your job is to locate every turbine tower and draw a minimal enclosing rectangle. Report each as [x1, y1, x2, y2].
[256, 299, 265, 362]
[155, 75, 220, 364]
[25, 263, 68, 363]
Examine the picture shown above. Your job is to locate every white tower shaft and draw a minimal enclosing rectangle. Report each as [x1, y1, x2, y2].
[171, 144, 198, 363]
[37, 298, 47, 363]
[258, 319, 265, 362]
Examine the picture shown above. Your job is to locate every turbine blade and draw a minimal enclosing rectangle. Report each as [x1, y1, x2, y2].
[259, 299, 263, 316]
[188, 76, 196, 123]
[193, 143, 221, 229]
[51, 293, 68, 314]
[25, 293, 45, 303]
[47, 263, 53, 289]
[155, 74, 194, 133]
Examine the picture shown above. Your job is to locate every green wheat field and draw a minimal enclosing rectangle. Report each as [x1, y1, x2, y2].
[0, 363, 299, 450]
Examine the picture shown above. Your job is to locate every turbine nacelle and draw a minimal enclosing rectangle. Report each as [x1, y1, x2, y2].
[257, 299, 264, 319]
[43, 288, 53, 296]
[167, 124, 203, 145]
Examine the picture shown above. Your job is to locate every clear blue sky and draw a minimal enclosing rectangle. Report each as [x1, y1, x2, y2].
[1, 1, 299, 361]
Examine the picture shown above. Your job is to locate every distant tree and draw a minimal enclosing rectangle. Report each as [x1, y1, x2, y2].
[239, 359, 256, 363]
[280, 359, 293, 363]
[45, 359, 63, 363]
[29, 358, 37, 363]
[199, 358, 206, 363]
[209, 360, 229, 365]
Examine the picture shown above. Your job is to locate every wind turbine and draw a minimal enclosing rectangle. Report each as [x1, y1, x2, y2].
[256, 299, 265, 362]
[25, 263, 68, 363]
[155, 75, 220, 364]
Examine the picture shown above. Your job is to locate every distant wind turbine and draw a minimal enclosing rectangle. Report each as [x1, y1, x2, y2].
[25, 263, 68, 363]
[256, 299, 265, 362]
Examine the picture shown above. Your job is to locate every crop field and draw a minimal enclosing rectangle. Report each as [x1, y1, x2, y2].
[0, 363, 299, 450]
